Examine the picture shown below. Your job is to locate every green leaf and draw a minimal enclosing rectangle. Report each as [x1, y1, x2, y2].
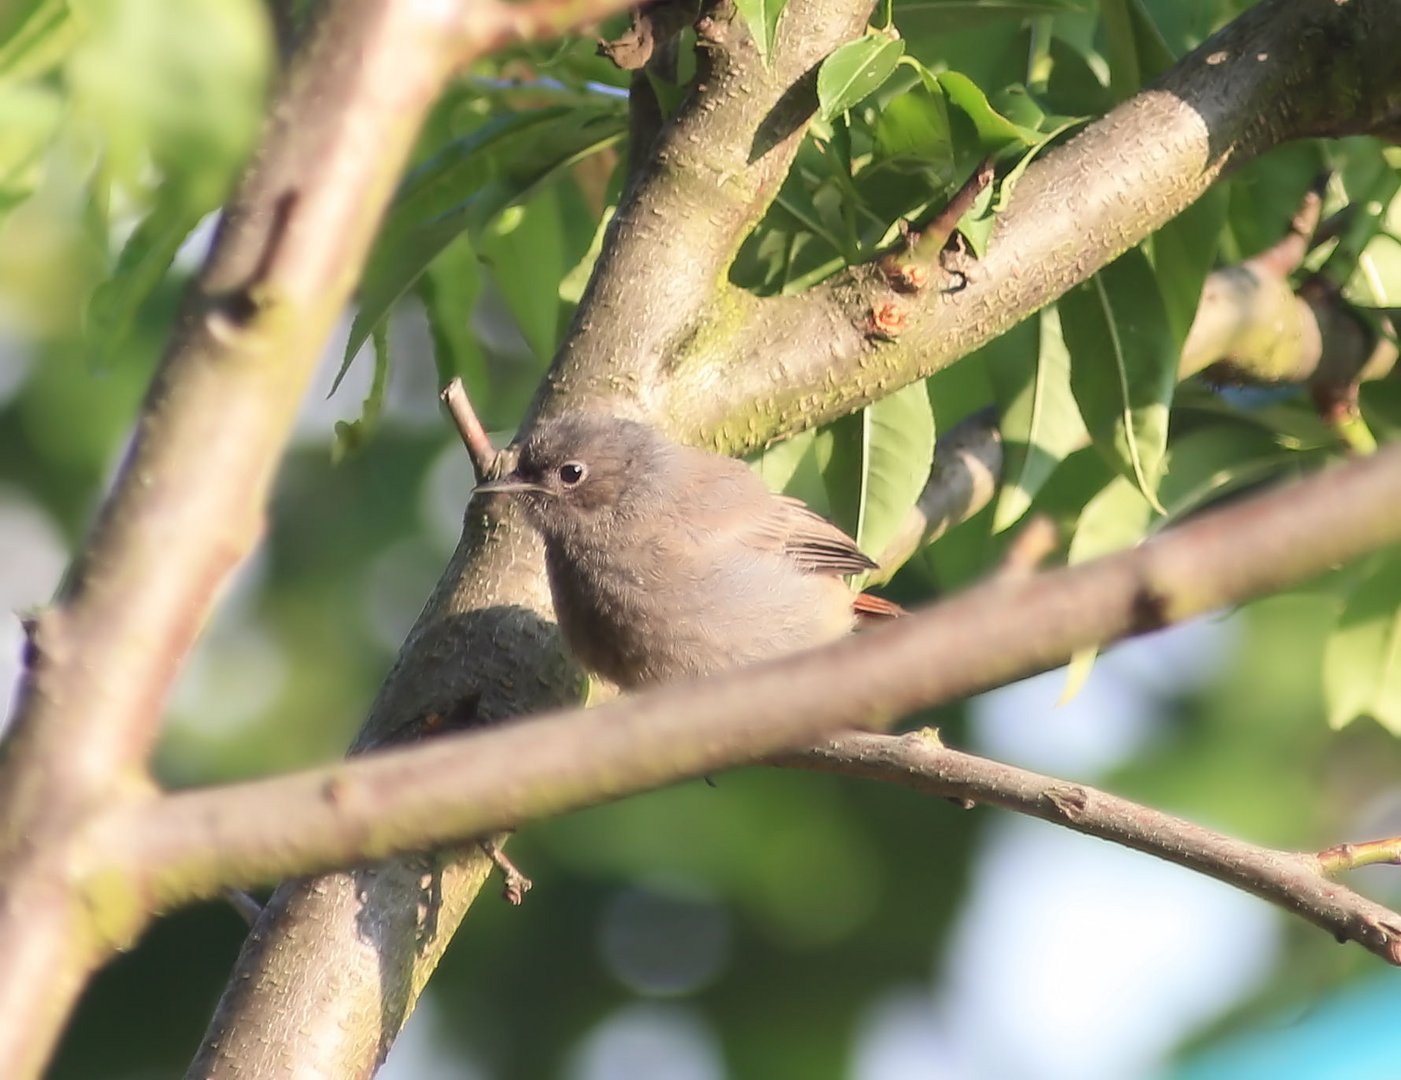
[817, 34, 905, 121]
[895, 0, 1087, 37]
[749, 427, 830, 516]
[85, 190, 205, 362]
[820, 383, 937, 577]
[1324, 550, 1401, 734]
[733, 0, 786, 65]
[1042, 35, 1113, 117]
[1100, 0, 1175, 101]
[417, 232, 486, 393]
[1155, 424, 1301, 525]
[0, 82, 62, 211]
[984, 307, 1088, 532]
[65, 0, 269, 187]
[1149, 185, 1226, 346]
[0, 0, 82, 83]
[872, 81, 955, 183]
[479, 192, 569, 363]
[1061, 246, 1177, 507]
[341, 105, 624, 382]
[1060, 473, 1156, 700]
[332, 321, 391, 464]
[935, 70, 1038, 153]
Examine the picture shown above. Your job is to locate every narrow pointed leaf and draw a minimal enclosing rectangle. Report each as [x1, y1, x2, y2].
[1151, 185, 1227, 346]
[339, 104, 624, 388]
[733, 0, 786, 64]
[1061, 246, 1176, 507]
[817, 35, 905, 121]
[985, 306, 1088, 531]
[1060, 474, 1156, 701]
[1325, 551, 1401, 734]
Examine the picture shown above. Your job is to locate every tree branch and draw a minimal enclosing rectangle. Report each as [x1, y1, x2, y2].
[79, 443, 1401, 966]
[0, 0, 640, 1076]
[440, 377, 499, 481]
[662, 0, 1401, 449]
[778, 731, 1401, 965]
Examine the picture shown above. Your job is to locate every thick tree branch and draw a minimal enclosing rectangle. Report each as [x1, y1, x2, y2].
[0, 0, 638, 1077]
[663, 0, 1401, 449]
[78, 444, 1401, 959]
[780, 731, 1401, 965]
[535, 0, 877, 421]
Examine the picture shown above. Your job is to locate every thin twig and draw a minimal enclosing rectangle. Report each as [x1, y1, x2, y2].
[441, 377, 499, 481]
[1253, 176, 1326, 278]
[993, 514, 1059, 580]
[479, 837, 533, 905]
[222, 888, 264, 928]
[778, 730, 1401, 964]
[1318, 836, 1401, 875]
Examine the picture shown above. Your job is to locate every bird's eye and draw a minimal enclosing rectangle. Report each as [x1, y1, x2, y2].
[557, 461, 587, 487]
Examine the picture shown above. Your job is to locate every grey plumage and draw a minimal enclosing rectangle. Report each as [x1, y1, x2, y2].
[477, 414, 887, 688]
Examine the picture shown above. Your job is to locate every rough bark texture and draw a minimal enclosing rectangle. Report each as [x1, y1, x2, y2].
[0, 0, 640, 1076]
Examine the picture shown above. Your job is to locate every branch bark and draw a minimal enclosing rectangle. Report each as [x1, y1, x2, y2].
[662, 0, 1401, 448]
[780, 731, 1401, 964]
[0, 0, 638, 1076]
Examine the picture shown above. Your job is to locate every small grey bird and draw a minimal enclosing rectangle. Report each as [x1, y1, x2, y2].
[476, 414, 900, 688]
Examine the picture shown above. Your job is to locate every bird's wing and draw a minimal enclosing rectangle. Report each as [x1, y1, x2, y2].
[675, 446, 877, 577]
[767, 496, 877, 576]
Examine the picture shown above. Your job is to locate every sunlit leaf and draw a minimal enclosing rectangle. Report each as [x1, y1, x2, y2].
[0, 0, 82, 83]
[341, 104, 624, 384]
[872, 81, 955, 183]
[817, 34, 905, 120]
[1325, 550, 1401, 735]
[418, 232, 486, 393]
[1100, 0, 1175, 101]
[749, 427, 830, 516]
[1150, 184, 1227, 346]
[332, 321, 390, 464]
[1154, 424, 1303, 525]
[479, 192, 569, 363]
[935, 70, 1038, 153]
[821, 383, 936, 579]
[0, 82, 62, 211]
[984, 307, 1088, 531]
[733, 0, 786, 64]
[894, 0, 1087, 36]
[1060, 474, 1156, 700]
[85, 193, 205, 363]
[1061, 246, 1176, 507]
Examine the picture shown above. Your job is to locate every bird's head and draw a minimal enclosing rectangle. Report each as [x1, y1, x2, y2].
[475, 414, 666, 539]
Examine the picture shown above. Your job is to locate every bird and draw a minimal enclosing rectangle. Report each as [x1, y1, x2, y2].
[475, 413, 901, 689]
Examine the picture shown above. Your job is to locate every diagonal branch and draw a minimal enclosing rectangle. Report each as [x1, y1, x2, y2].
[0, 0, 641, 1077]
[779, 731, 1401, 964]
[661, 0, 1401, 450]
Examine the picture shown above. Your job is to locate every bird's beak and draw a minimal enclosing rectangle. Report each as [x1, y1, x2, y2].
[475, 475, 549, 496]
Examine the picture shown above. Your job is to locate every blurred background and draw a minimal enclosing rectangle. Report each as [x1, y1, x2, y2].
[5, 0, 1401, 1077]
